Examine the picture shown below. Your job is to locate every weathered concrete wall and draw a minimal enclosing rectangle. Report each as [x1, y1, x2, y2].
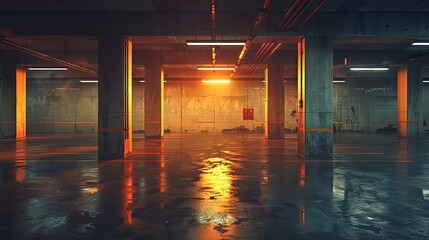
[27, 80, 146, 134]
[26, 80, 267, 134]
[132, 81, 145, 132]
[164, 81, 265, 133]
[27, 77, 419, 135]
[284, 80, 298, 132]
[27, 80, 98, 133]
[333, 78, 397, 133]
[424, 84, 429, 132]
[423, 70, 429, 133]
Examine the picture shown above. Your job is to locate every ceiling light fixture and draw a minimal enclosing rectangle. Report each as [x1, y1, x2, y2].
[28, 67, 68, 71]
[80, 80, 98, 83]
[202, 79, 231, 84]
[197, 66, 235, 71]
[412, 42, 429, 46]
[350, 67, 389, 71]
[139, 80, 145, 83]
[186, 40, 245, 46]
[423, 80, 429, 83]
[333, 80, 346, 83]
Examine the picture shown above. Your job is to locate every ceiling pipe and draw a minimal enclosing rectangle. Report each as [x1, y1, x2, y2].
[253, 43, 274, 62]
[0, 37, 97, 76]
[275, 0, 302, 31]
[253, 43, 269, 61]
[211, 0, 216, 41]
[211, 0, 217, 65]
[262, 42, 283, 62]
[258, 43, 275, 61]
[282, 0, 313, 31]
[235, 0, 275, 67]
[293, 0, 327, 31]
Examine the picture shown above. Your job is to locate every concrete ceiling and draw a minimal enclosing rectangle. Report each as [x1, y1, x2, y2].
[1, 0, 428, 12]
[2, 0, 429, 79]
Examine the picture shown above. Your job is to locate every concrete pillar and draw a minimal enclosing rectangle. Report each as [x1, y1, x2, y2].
[264, 65, 285, 139]
[297, 37, 333, 159]
[0, 63, 26, 139]
[397, 65, 424, 139]
[144, 54, 164, 139]
[98, 35, 133, 160]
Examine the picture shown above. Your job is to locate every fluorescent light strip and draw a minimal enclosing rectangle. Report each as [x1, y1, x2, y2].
[423, 80, 429, 83]
[202, 79, 231, 83]
[28, 67, 68, 71]
[197, 66, 235, 71]
[333, 80, 346, 83]
[412, 42, 429, 46]
[80, 80, 98, 83]
[187, 40, 245, 46]
[350, 67, 389, 71]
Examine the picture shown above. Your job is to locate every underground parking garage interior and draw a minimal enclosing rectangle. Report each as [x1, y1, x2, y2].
[1, 0, 429, 239]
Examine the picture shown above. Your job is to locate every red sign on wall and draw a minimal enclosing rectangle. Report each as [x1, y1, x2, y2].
[243, 108, 254, 120]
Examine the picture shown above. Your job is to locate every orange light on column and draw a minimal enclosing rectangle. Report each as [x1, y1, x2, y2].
[16, 67, 26, 140]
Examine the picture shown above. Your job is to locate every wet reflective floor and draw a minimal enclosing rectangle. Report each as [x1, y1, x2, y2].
[1, 133, 429, 240]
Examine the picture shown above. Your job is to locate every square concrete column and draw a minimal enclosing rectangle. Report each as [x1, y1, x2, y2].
[0, 63, 26, 139]
[98, 35, 133, 160]
[297, 37, 333, 159]
[144, 55, 164, 139]
[264, 65, 285, 139]
[397, 65, 424, 139]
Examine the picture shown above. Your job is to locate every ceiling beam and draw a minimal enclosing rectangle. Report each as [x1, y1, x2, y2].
[1, 11, 429, 37]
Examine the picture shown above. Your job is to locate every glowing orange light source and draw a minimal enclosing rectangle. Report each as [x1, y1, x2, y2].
[197, 66, 235, 71]
[202, 79, 231, 84]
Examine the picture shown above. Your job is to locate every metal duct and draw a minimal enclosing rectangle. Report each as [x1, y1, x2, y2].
[293, 0, 327, 31]
[276, 0, 313, 31]
[235, 0, 276, 67]
[211, 0, 217, 65]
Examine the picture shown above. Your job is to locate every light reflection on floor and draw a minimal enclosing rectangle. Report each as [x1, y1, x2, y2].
[0, 132, 428, 239]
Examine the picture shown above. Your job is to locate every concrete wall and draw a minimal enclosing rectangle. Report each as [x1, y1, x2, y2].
[164, 81, 265, 133]
[27, 77, 422, 135]
[424, 77, 429, 133]
[132, 81, 145, 132]
[284, 80, 298, 132]
[25, 80, 268, 134]
[333, 78, 398, 133]
[27, 80, 98, 133]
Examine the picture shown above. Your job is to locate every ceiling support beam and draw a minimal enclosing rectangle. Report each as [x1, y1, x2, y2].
[1, 12, 429, 37]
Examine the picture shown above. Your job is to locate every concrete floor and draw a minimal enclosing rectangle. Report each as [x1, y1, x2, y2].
[0, 133, 428, 240]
